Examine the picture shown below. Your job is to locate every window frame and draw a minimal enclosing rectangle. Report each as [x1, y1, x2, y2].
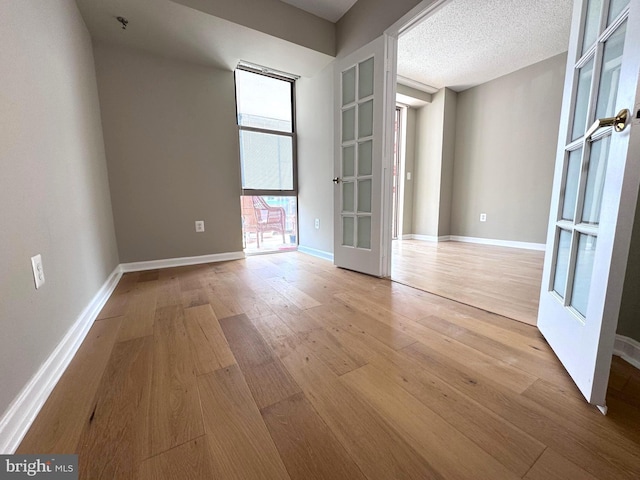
[235, 65, 298, 196]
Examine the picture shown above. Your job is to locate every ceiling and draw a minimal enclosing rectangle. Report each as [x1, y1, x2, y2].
[398, 0, 573, 92]
[76, 0, 334, 77]
[279, 0, 357, 22]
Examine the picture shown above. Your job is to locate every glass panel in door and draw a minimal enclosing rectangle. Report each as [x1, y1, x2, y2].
[340, 56, 375, 250]
[549, 2, 628, 320]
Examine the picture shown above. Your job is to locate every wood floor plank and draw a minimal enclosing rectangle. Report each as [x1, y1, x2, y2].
[181, 288, 209, 309]
[280, 345, 446, 480]
[76, 336, 153, 479]
[391, 240, 542, 325]
[342, 364, 521, 480]
[307, 302, 417, 351]
[220, 314, 301, 409]
[111, 272, 139, 295]
[148, 305, 204, 456]
[250, 310, 366, 376]
[205, 282, 244, 319]
[138, 270, 160, 282]
[523, 377, 640, 447]
[411, 323, 538, 393]
[138, 436, 215, 480]
[305, 303, 544, 478]
[262, 392, 367, 480]
[17, 252, 640, 479]
[325, 327, 546, 477]
[198, 365, 291, 480]
[402, 341, 640, 480]
[117, 290, 158, 342]
[97, 293, 129, 320]
[248, 313, 303, 359]
[183, 304, 236, 375]
[17, 317, 122, 454]
[299, 327, 367, 376]
[524, 449, 599, 480]
[266, 277, 322, 310]
[258, 289, 322, 333]
[156, 277, 182, 308]
[416, 314, 575, 390]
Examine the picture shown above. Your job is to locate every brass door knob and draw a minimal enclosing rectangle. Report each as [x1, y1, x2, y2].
[333, 177, 341, 184]
[585, 108, 630, 142]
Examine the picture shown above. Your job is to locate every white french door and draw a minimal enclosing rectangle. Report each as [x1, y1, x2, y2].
[333, 36, 393, 277]
[538, 0, 640, 411]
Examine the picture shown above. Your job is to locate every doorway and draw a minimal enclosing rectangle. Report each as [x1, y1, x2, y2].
[388, 0, 572, 326]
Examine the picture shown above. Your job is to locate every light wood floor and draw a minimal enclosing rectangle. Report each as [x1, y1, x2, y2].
[392, 240, 545, 325]
[18, 253, 640, 479]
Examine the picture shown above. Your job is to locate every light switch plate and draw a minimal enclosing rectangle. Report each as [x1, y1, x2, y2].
[31, 254, 45, 289]
[195, 221, 205, 232]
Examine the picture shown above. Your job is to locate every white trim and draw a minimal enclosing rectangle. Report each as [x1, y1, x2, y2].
[400, 234, 450, 242]
[0, 266, 122, 454]
[396, 75, 439, 94]
[120, 251, 245, 273]
[0, 250, 249, 453]
[614, 335, 640, 370]
[297, 245, 334, 262]
[449, 235, 546, 251]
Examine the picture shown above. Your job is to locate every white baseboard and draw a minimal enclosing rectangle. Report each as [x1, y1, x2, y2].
[0, 266, 122, 454]
[401, 234, 450, 242]
[297, 245, 334, 262]
[449, 235, 546, 251]
[614, 335, 640, 370]
[120, 251, 245, 273]
[0, 249, 249, 453]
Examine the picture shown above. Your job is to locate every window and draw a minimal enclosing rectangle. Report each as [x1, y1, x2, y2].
[235, 67, 297, 194]
[235, 65, 298, 253]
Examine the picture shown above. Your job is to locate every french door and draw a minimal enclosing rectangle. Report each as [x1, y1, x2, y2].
[333, 36, 393, 276]
[538, 0, 640, 411]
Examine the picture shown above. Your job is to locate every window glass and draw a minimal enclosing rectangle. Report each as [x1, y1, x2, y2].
[236, 69, 292, 132]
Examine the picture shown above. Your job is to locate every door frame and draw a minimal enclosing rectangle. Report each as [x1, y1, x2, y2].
[380, 0, 451, 277]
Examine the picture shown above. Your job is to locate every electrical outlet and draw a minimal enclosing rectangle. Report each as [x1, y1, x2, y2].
[195, 220, 205, 232]
[480, 213, 487, 222]
[406, 172, 412, 180]
[314, 218, 320, 229]
[31, 254, 45, 289]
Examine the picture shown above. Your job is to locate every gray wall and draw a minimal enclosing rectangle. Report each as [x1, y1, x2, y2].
[618, 194, 640, 341]
[173, 0, 335, 56]
[439, 88, 457, 237]
[450, 53, 567, 243]
[337, 0, 428, 56]
[402, 107, 417, 235]
[0, 0, 119, 417]
[412, 88, 457, 237]
[297, 64, 335, 254]
[94, 43, 244, 263]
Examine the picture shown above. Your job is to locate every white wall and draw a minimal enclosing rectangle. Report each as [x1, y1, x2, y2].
[0, 0, 119, 417]
[297, 64, 335, 255]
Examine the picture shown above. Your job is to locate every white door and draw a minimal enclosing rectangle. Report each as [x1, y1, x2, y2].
[538, 0, 640, 411]
[333, 36, 392, 277]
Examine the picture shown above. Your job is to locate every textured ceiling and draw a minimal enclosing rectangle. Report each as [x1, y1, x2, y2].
[279, 0, 357, 22]
[76, 0, 333, 77]
[398, 0, 573, 92]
